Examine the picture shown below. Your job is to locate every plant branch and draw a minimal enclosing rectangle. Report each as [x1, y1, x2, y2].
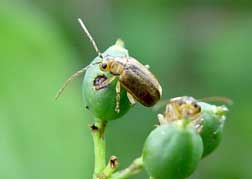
[102, 155, 119, 179]
[90, 119, 107, 179]
[109, 157, 144, 179]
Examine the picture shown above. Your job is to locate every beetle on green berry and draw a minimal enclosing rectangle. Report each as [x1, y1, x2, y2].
[55, 18, 162, 113]
[157, 96, 231, 124]
[157, 96, 202, 124]
[156, 96, 230, 158]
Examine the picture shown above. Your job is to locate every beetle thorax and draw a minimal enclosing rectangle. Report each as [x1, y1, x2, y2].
[109, 59, 125, 75]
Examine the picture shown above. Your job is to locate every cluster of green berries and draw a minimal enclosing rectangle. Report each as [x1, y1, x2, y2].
[143, 98, 227, 179]
[81, 41, 228, 179]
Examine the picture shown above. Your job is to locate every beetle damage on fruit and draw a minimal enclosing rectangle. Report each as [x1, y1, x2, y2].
[93, 75, 108, 90]
[82, 44, 131, 120]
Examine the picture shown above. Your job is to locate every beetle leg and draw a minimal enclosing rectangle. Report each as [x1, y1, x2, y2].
[95, 76, 116, 90]
[115, 81, 121, 113]
[145, 64, 150, 69]
[193, 114, 203, 133]
[127, 92, 136, 106]
[158, 114, 166, 125]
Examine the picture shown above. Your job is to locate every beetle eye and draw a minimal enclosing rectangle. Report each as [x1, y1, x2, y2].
[193, 103, 201, 112]
[193, 103, 199, 108]
[101, 63, 107, 69]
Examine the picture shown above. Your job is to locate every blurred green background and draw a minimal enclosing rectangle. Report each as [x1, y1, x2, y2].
[0, 0, 251, 179]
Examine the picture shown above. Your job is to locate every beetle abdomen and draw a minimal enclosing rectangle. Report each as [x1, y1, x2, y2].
[120, 58, 162, 106]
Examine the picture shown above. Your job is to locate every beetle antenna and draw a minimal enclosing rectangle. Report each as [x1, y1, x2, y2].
[199, 96, 233, 105]
[55, 19, 104, 100]
[152, 100, 170, 111]
[55, 64, 92, 100]
[78, 18, 103, 59]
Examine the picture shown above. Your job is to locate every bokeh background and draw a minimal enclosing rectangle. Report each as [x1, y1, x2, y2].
[1, 0, 251, 179]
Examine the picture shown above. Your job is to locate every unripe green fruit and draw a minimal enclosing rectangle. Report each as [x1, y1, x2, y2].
[143, 121, 203, 179]
[82, 41, 131, 121]
[198, 102, 227, 158]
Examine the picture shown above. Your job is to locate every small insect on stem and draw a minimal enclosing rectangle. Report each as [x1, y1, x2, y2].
[55, 18, 162, 113]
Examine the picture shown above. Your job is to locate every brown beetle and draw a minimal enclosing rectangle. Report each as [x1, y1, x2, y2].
[55, 18, 162, 113]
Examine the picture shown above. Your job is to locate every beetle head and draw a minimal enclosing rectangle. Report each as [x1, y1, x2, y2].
[98, 56, 114, 72]
[170, 96, 201, 119]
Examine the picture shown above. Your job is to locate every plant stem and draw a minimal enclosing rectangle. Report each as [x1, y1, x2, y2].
[103, 155, 119, 178]
[90, 119, 107, 179]
[110, 157, 144, 179]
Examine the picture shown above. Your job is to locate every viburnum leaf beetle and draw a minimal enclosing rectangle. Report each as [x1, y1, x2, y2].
[55, 18, 162, 113]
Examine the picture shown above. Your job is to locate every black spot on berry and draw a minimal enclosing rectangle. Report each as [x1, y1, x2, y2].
[93, 75, 108, 90]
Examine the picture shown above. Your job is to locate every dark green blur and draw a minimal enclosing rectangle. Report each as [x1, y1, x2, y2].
[0, 0, 251, 179]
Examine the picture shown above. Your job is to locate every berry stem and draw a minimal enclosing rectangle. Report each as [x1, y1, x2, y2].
[110, 157, 143, 179]
[102, 156, 119, 178]
[90, 119, 107, 179]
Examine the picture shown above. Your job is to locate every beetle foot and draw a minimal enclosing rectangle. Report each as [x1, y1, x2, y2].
[115, 107, 120, 113]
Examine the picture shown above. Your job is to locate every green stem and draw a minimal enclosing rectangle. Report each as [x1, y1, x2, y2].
[103, 156, 118, 178]
[110, 157, 144, 179]
[91, 119, 107, 179]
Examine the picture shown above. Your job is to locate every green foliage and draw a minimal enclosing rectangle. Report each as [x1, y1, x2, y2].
[0, 2, 92, 179]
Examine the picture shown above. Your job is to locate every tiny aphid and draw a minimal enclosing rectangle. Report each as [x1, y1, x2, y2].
[55, 18, 162, 113]
[157, 96, 231, 125]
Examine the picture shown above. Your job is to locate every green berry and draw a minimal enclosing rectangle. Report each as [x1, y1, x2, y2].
[82, 40, 131, 121]
[198, 102, 227, 158]
[143, 121, 203, 179]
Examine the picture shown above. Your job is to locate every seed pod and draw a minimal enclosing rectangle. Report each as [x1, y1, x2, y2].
[198, 102, 227, 158]
[82, 41, 131, 121]
[143, 121, 203, 179]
